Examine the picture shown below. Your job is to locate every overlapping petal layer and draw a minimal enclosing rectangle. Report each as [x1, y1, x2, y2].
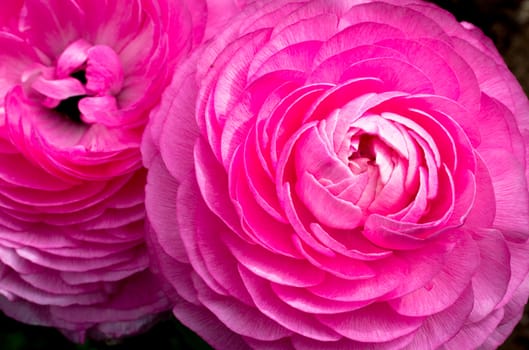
[145, 0, 529, 349]
[0, 0, 221, 341]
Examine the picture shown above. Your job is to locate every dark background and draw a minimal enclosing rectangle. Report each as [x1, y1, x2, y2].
[1, 0, 528, 349]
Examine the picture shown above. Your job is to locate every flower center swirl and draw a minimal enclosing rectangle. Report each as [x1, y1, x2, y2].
[30, 39, 124, 127]
[4, 40, 140, 181]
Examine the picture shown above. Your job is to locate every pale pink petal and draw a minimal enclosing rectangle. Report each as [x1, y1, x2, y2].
[389, 232, 480, 316]
[239, 266, 341, 342]
[172, 298, 250, 350]
[316, 303, 424, 342]
[197, 283, 292, 341]
[403, 286, 475, 349]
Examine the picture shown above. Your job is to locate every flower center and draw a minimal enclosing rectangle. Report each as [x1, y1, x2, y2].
[28, 39, 124, 127]
[70, 70, 88, 85]
[53, 71, 87, 123]
[349, 134, 376, 174]
[54, 95, 84, 123]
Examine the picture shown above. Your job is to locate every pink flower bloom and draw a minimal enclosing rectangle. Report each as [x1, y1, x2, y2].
[0, 0, 211, 342]
[144, 0, 529, 349]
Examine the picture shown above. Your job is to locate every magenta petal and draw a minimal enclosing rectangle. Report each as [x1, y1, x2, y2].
[248, 13, 339, 79]
[157, 58, 201, 182]
[403, 286, 474, 349]
[389, 231, 480, 316]
[78, 96, 121, 126]
[0, 0, 22, 28]
[313, 21, 406, 67]
[272, 283, 371, 314]
[239, 266, 341, 342]
[291, 333, 414, 350]
[147, 232, 200, 306]
[50, 270, 170, 324]
[293, 237, 375, 280]
[197, 284, 292, 341]
[22, 0, 85, 58]
[85, 45, 124, 95]
[245, 337, 295, 350]
[177, 177, 229, 297]
[224, 232, 325, 288]
[230, 147, 301, 257]
[139, 0, 529, 348]
[482, 148, 529, 241]
[0, 152, 74, 191]
[31, 76, 86, 101]
[341, 57, 434, 94]
[496, 240, 529, 309]
[341, 2, 448, 40]
[145, 156, 188, 264]
[242, 127, 286, 222]
[296, 171, 363, 230]
[172, 298, 249, 350]
[195, 139, 243, 236]
[55, 39, 91, 78]
[317, 302, 424, 342]
[377, 38, 460, 100]
[443, 308, 504, 350]
[308, 259, 403, 302]
[481, 277, 529, 348]
[0, 0, 208, 340]
[468, 229, 511, 322]
[0, 34, 38, 98]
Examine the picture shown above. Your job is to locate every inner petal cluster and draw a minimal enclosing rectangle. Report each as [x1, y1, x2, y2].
[28, 39, 124, 127]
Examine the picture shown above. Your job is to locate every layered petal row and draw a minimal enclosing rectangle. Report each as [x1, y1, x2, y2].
[144, 0, 529, 349]
[0, 0, 224, 341]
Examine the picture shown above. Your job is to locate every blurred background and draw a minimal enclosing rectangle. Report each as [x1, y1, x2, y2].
[1, 0, 528, 349]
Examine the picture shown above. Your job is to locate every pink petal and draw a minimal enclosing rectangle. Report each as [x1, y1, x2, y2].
[55, 39, 91, 78]
[239, 266, 341, 342]
[0, 0, 22, 28]
[468, 229, 511, 322]
[442, 308, 504, 350]
[389, 231, 480, 316]
[402, 286, 474, 349]
[341, 57, 434, 94]
[376, 38, 460, 100]
[85, 45, 124, 95]
[292, 236, 375, 280]
[0, 33, 38, 98]
[31, 76, 86, 101]
[230, 149, 301, 257]
[308, 258, 404, 302]
[196, 284, 292, 341]
[176, 176, 228, 297]
[313, 21, 406, 68]
[172, 298, 249, 350]
[296, 171, 363, 230]
[145, 156, 188, 264]
[22, 0, 85, 58]
[340, 2, 448, 40]
[247, 12, 339, 79]
[195, 139, 242, 235]
[224, 232, 325, 288]
[316, 302, 424, 342]
[78, 96, 122, 126]
[272, 283, 371, 314]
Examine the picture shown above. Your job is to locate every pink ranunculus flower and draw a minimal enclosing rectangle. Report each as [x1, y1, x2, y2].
[0, 0, 217, 342]
[144, 0, 529, 349]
